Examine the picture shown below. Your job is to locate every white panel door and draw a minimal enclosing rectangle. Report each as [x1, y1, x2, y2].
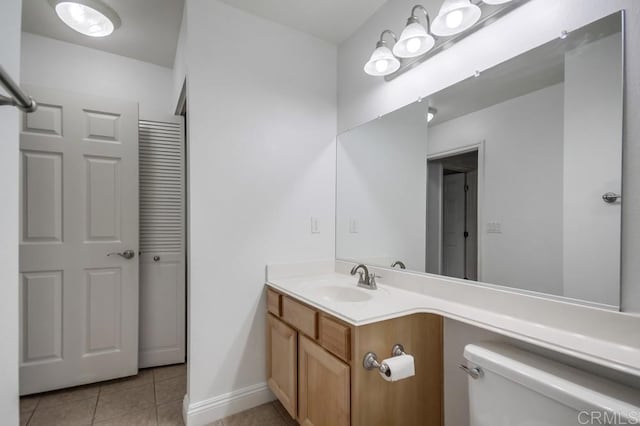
[442, 173, 466, 279]
[19, 86, 139, 395]
[138, 119, 186, 368]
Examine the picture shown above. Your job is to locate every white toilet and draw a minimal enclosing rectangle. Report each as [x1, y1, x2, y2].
[464, 343, 640, 426]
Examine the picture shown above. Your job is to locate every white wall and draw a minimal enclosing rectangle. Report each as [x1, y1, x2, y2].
[563, 34, 623, 306]
[336, 102, 428, 271]
[0, 0, 21, 423]
[337, 0, 640, 314]
[172, 3, 187, 111]
[428, 84, 565, 296]
[21, 33, 175, 121]
[183, 0, 336, 422]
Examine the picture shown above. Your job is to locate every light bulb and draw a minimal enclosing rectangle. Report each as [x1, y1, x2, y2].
[445, 10, 464, 29]
[375, 59, 389, 73]
[69, 3, 85, 22]
[406, 37, 422, 54]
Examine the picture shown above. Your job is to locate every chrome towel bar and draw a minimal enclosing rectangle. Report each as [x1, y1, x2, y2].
[0, 65, 37, 113]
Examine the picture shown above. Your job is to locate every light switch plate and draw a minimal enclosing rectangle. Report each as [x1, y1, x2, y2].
[311, 217, 320, 234]
[349, 218, 358, 234]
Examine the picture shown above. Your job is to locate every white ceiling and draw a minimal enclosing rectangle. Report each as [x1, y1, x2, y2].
[219, 0, 389, 44]
[22, 0, 185, 67]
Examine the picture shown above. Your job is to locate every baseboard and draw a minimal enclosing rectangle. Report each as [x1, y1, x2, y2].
[183, 382, 275, 426]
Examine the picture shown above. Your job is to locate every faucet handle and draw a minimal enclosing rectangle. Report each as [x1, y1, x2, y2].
[369, 273, 381, 289]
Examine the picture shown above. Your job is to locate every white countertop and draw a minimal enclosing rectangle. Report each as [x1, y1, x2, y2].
[266, 260, 640, 379]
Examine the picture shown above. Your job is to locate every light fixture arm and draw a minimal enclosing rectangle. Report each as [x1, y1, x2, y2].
[376, 29, 398, 48]
[409, 5, 431, 34]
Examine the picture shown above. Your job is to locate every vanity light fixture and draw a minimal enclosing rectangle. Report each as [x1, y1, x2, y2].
[431, 0, 481, 37]
[365, 1, 528, 80]
[364, 30, 401, 76]
[49, 0, 121, 38]
[393, 5, 435, 58]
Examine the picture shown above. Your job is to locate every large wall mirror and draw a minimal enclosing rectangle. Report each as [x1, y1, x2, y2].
[336, 12, 624, 309]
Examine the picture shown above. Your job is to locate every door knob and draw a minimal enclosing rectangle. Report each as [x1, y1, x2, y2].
[107, 249, 136, 259]
[602, 192, 621, 204]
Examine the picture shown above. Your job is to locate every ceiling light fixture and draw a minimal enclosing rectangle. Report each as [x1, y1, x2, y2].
[431, 0, 481, 37]
[483, 0, 513, 4]
[393, 5, 435, 58]
[49, 0, 121, 38]
[364, 30, 401, 77]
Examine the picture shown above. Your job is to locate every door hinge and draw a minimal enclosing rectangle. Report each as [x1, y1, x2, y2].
[464, 231, 469, 238]
[464, 184, 469, 192]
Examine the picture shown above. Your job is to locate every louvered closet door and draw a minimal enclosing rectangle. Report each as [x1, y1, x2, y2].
[139, 119, 186, 367]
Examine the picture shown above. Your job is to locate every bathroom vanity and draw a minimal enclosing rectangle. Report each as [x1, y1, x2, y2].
[265, 259, 640, 425]
[265, 286, 443, 426]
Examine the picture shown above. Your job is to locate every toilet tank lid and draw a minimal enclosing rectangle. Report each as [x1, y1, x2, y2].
[464, 343, 640, 418]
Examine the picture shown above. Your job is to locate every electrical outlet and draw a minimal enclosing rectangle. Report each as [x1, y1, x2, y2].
[487, 221, 502, 234]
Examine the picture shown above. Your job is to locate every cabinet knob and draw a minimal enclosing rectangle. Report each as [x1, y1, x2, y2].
[153, 255, 160, 262]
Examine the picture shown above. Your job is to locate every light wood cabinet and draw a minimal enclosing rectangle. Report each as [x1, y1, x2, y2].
[319, 315, 351, 362]
[298, 335, 350, 426]
[351, 314, 442, 425]
[266, 286, 443, 426]
[267, 289, 282, 316]
[282, 296, 318, 339]
[267, 314, 297, 418]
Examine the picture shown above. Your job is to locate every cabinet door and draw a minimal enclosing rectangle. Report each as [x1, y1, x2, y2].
[299, 335, 350, 426]
[267, 314, 297, 418]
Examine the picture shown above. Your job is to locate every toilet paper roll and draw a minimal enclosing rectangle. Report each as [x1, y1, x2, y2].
[379, 354, 415, 382]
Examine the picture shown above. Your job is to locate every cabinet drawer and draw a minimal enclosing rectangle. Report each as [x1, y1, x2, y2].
[319, 315, 351, 361]
[267, 288, 281, 316]
[282, 297, 317, 339]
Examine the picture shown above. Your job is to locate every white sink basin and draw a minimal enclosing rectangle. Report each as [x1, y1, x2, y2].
[311, 285, 373, 303]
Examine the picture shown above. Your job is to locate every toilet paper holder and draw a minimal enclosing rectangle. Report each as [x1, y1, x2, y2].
[363, 344, 407, 376]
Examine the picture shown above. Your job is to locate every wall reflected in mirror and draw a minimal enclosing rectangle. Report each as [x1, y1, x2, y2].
[336, 12, 623, 309]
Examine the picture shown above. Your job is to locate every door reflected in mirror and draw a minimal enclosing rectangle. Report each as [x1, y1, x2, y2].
[336, 12, 624, 309]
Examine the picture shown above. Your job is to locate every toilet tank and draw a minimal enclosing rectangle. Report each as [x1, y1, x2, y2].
[463, 343, 640, 426]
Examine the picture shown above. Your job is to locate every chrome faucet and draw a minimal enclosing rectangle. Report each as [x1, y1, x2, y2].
[350, 264, 378, 290]
[391, 260, 406, 269]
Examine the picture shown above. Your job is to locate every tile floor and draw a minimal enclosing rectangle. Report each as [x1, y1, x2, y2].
[19, 364, 297, 426]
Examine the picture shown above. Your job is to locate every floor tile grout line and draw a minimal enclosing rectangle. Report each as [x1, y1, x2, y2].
[91, 387, 101, 426]
[31, 396, 42, 416]
[24, 408, 35, 426]
[23, 396, 41, 426]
